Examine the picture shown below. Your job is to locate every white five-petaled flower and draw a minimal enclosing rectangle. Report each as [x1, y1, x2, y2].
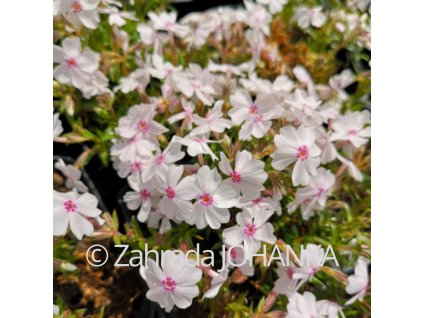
[229, 90, 282, 140]
[148, 11, 190, 38]
[191, 100, 232, 136]
[293, 6, 327, 29]
[114, 69, 150, 94]
[156, 165, 199, 222]
[144, 251, 202, 312]
[256, 0, 288, 15]
[53, 113, 64, 139]
[55, 0, 101, 29]
[222, 207, 276, 259]
[174, 135, 218, 161]
[330, 110, 371, 148]
[271, 125, 321, 186]
[293, 244, 325, 286]
[54, 158, 88, 193]
[288, 168, 335, 220]
[286, 292, 330, 318]
[123, 174, 160, 222]
[345, 256, 369, 305]
[176, 66, 217, 106]
[53, 190, 102, 240]
[53, 37, 100, 89]
[190, 166, 238, 229]
[274, 262, 298, 296]
[142, 141, 185, 183]
[219, 151, 268, 199]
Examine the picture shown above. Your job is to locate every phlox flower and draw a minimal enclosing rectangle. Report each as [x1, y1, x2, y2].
[53, 190, 102, 240]
[345, 256, 369, 305]
[115, 104, 168, 145]
[328, 69, 356, 101]
[257, 0, 288, 15]
[123, 174, 160, 222]
[293, 244, 325, 285]
[80, 70, 110, 99]
[101, 7, 137, 27]
[288, 168, 335, 220]
[115, 159, 145, 179]
[110, 134, 155, 163]
[191, 100, 232, 136]
[285, 89, 326, 126]
[156, 165, 199, 222]
[218, 151, 268, 199]
[286, 292, 331, 318]
[168, 99, 194, 129]
[222, 245, 254, 276]
[147, 11, 190, 38]
[203, 269, 229, 299]
[222, 207, 276, 259]
[114, 69, 150, 94]
[148, 54, 182, 82]
[293, 6, 327, 29]
[53, 37, 100, 89]
[54, 158, 88, 193]
[145, 250, 202, 312]
[53, 113, 64, 139]
[271, 125, 321, 186]
[174, 135, 219, 161]
[55, 0, 101, 29]
[142, 141, 185, 183]
[147, 207, 173, 234]
[274, 262, 298, 296]
[190, 166, 238, 229]
[330, 110, 371, 148]
[244, 0, 272, 35]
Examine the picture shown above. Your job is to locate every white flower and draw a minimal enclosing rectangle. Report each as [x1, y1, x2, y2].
[101, 7, 137, 27]
[203, 269, 228, 299]
[345, 256, 369, 305]
[190, 166, 238, 229]
[53, 37, 100, 89]
[53, 190, 102, 239]
[148, 11, 190, 38]
[145, 251, 202, 312]
[114, 69, 150, 94]
[286, 292, 328, 318]
[142, 141, 185, 183]
[115, 104, 168, 145]
[330, 110, 371, 148]
[54, 158, 88, 193]
[222, 207, 276, 259]
[176, 67, 216, 106]
[244, 0, 272, 35]
[123, 174, 160, 222]
[191, 100, 232, 136]
[229, 90, 281, 140]
[168, 99, 194, 129]
[53, 113, 64, 139]
[274, 263, 298, 296]
[293, 244, 324, 285]
[328, 69, 356, 100]
[174, 135, 218, 161]
[148, 54, 182, 82]
[271, 125, 321, 186]
[288, 168, 335, 220]
[156, 165, 199, 222]
[110, 134, 155, 162]
[55, 0, 101, 29]
[293, 6, 327, 29]
[147, 207, 173, 234]
[256, 0, 288, 15]
[222, 245, 254, 276]
[219, 151, 268, 199]
[285, 89, 325, 126]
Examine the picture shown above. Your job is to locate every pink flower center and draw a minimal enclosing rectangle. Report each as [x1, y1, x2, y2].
[63, 200, 77, 212]
[193, 137, 204, 143]
[71, 1, 83, 13]
[296, 145, 309, 161]
[66, 58, 78, 68]
[200, 193, 214, 206]
[161, 276, 176, 292]
[347, 129, 358, 136]
[230, 171, 242, 183]
[243, 223, 256, 237]
[155, 154, 165, 165]
[249, 104, 259, 114]
[230, 248, 238, 259]
[137, 120, 150, 134]
[287, 267, 294, 280]
[165, 187, 176, 199]
[252, 197, 263, 205]
[140, 189, 152, 200]
[253, 114, 263, 123]
[132, 161, 142, 173]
